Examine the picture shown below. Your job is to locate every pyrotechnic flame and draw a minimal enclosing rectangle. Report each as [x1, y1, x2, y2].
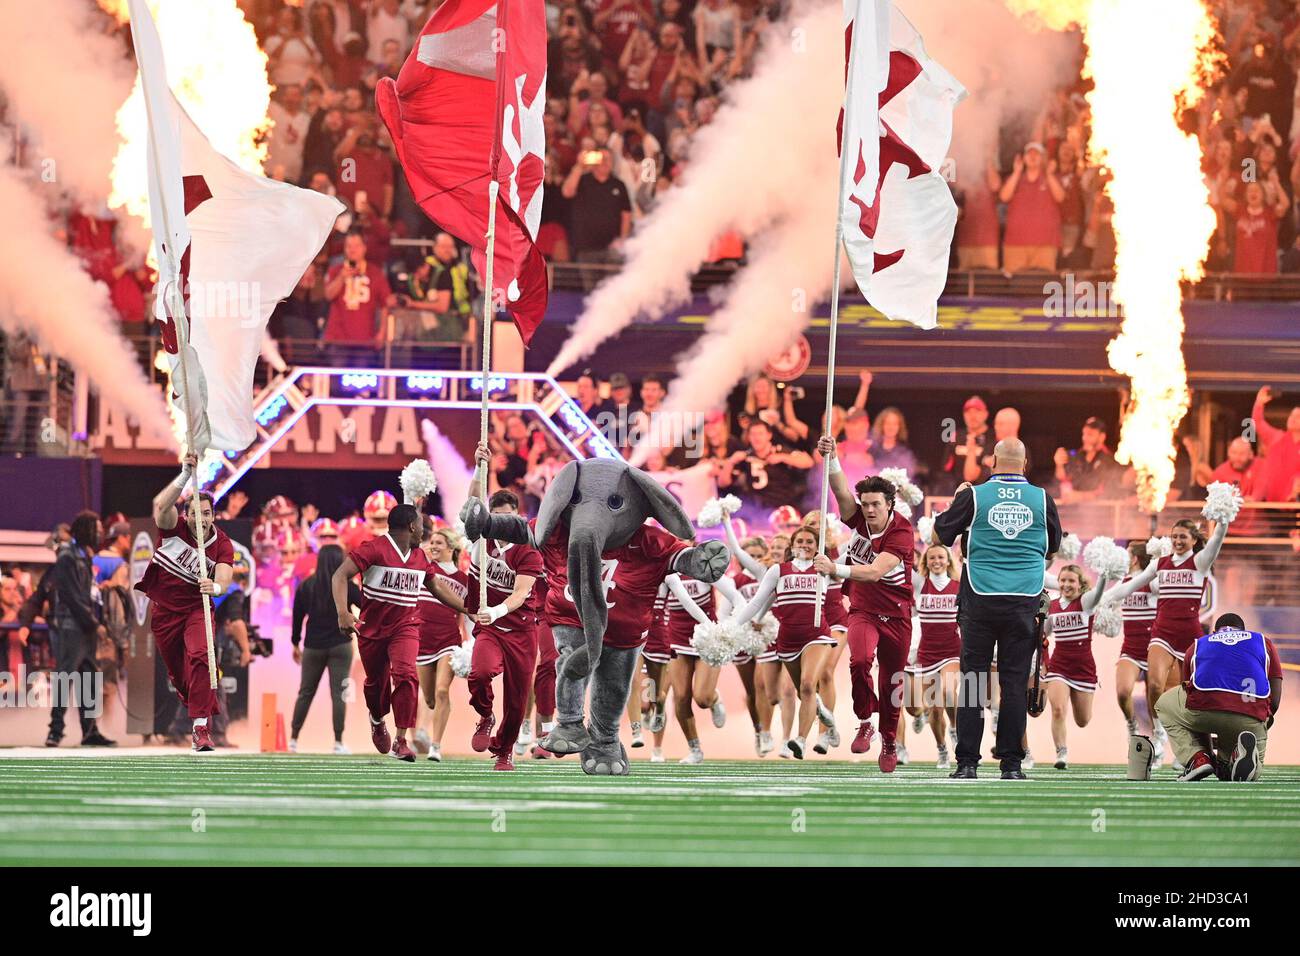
[1008, 0, 1220, 511]
[104, 0, 272, 231]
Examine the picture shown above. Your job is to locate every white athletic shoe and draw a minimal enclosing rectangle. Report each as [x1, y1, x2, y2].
[896, 744, 910, 766]
[948, 728, 959, 752]
[1153, 724, 1168, 765]
[936, 746, 951, 770]
[514, 723, 533, 756]
[332, 741, 350, 755]
[1023, 752, 1035, 770]
[827, 726, 841, 748]
[813, 730, 832, 755]
[650, 748, 665, 763]
[788, 737, 805, 759]
[1125, 718, 1139, 737]
[679, 747, 704, 765]
[630, 722, 645, 749]
[288, 738, 298, 753]
[426, 743, 441, 762]
[1054, 746, 1068, 770]
[990, 709, 999, 736]
[911, 712, 926, 734]
[815, 694, 835, 728]
[778, 741, 793, 759]
[413, 728, 432, 754]
[710, 697, 727, 729]
[648, 705, 667, 734]
[758, 731, 775, 756]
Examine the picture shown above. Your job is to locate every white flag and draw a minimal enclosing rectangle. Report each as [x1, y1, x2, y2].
[128, 0, 343, 451]
[840, 0, 966, 330]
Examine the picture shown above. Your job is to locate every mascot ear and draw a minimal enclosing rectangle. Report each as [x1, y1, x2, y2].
[534, 460, 580, 544]
[625, 467, 694, 540]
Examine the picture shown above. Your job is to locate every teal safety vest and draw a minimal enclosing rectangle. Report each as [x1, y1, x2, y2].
[966, 475, 1049, 597]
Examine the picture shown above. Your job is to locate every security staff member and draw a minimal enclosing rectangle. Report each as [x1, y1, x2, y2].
[933, 438, 1061, 779]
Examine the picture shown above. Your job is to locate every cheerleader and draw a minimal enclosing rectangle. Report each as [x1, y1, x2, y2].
[799, 512, 846, 753]
[1099, 541, 1160, 746]
[1116, 517, 1229, 764]
[731, 527, 838, 757]
[1041, 564, 1117, 769]
[640, 582, 674, 762]
[762, 533, 802, 753]
[907, 544, 962, 769]
[722, 520, 783, 755]
[666, 572, 726, 764]
[416, 524, 470, 763]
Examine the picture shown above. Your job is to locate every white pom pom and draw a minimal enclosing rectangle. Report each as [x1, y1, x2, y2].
[696, 497, 725, 528]
[690, 620, 739, 667]
[1057, 533, 1082, 561]
[1146, 536, 1172, 558]
[731, 616, 775, 658]
[917, 515, 935, 545]
[450, 637, 475, 678]
[878, 467, 924, 507]
[759, 614, 778, 648]
[399, 459, 438, 504]
[1092, 602, 1123, 638]
[720, 495, 742, 516]
[1202, 481, 1243, 525]
[894, 500, 912, 520]
[1082, 537, 1130, 579]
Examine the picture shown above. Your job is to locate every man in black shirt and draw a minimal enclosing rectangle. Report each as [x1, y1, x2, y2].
[729, 420, 814, 511]
[1054, 416, 1120, 502]
[562, 147, 632, 289]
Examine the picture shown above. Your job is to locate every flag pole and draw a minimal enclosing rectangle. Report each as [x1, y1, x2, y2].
[130, 23, 218, 690]
[126, 1, 215, 686]
[815, 3, 867, 630]
[477, 180, 499, 612]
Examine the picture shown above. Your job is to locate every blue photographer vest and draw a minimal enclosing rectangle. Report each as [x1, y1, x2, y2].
[966, 475, 1049, 597]
[1191, 628, 1270, 699]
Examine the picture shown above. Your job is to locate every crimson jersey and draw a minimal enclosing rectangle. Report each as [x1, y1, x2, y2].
[350, 534, 431, 639]
[419, 561, 467, 653]
[733, 571, 761, 604]
[916, 574, 959, 642]
[843, 509, 914, 618]
[1048, 596, 1092, 645]
[667, 575, 717, 652]
[770, 561, 829, 637]
[541, 523, 689, 648]
[466, 540, 545, 633]
[135, 522, 236, 615]
[1154, 552, 1207, 623]
[1119, 575, 1157, 637]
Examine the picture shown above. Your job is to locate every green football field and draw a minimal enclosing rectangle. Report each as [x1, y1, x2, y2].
[2, 755, 1298, 866]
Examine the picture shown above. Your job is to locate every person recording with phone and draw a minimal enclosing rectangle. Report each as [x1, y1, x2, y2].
[561, 147, 632, 290]
[322, 230, 396, 370]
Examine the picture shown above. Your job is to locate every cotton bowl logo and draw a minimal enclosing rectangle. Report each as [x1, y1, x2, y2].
[129, 532, 155, 625]
[1209, 629, 1250, 646]
[988, 502, 1033, 539]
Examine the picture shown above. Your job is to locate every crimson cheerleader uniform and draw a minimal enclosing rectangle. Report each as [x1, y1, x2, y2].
[769, 561, 837, 662]
[1043, 596, 1098, 693]
[641, 586, 672, 664]
[1151, 552, 1208, 662]
[667, 576, 717, 658]
[417, 561, 467, 665]
[907, 574, 961, 675]
[730, 570, 774, 664]
[1117, 576, 1157, 670]
[821, 543, 849, 633]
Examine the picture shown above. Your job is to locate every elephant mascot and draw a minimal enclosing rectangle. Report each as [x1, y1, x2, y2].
[461, 457, 728, 774]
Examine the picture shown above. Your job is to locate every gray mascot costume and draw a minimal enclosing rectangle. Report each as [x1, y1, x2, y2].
[461, 457, 727, 774]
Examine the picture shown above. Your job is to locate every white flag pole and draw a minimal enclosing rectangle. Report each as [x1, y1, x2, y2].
[133, 53, 219, 692]
[815, 1, 870, 629]
[477, 180, 500, 612]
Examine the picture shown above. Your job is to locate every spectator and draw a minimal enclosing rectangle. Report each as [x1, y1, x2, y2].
[404, 233, 478, 351]
[629, 372, 667, 448]
[1221, 181, 1289, 274]
[1000, 142, 1065, 273]
[562, 147, 632, 285]
[46, 511, 114, 748]
[1251, 386, 1300, 502]
[699, 408, 743, 484]
[728, 419, 813, 510]
[955, 158, 1002, 271]
[302, 103, 347, 186]
[1054, 416, 1121, 502]
[366, 0, 411, 63]
[574, 369, 613, 420]
[836, 407, 875, 479]
[939, 395, 990, 493]
[744, 374, 810, 448]
[1194, 436, 1261, 496]
[868, 407, 918, 475]
[3, 332, 46, 452]
[290, 544, 358, 754]
[266, 83, 312, 185]
[322, 231, 395, 362]
[264, 6, 322, 88]
[333, 114, 394, 217]
[593, 0, 655, 69]
[1055, 140, 1088, 266]
[693, 0, 737, 79]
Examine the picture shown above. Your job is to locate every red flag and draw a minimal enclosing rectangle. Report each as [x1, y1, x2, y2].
[377, 0, 547, 345]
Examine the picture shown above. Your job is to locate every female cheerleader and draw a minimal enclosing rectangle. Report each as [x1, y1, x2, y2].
[720, 534, 776, 755]
[1114, 516, 1229, 766]
[666, 569, 726, 764]
[416, 523, 470, 763]
[799, 511, 846, 753]
[907, 544, 962, 769]
[731, 527, 838, 757]
[1100, 541, 1159, 748]
[640, 581, 674, 762]
[1041, 563, 1118, 770]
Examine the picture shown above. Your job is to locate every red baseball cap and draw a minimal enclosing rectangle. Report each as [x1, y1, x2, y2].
[963, 396, 988, 412]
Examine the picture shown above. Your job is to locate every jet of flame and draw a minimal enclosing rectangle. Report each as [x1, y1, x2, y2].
[1007, 0, 1220, 511]
[101, 0, 272, 232]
